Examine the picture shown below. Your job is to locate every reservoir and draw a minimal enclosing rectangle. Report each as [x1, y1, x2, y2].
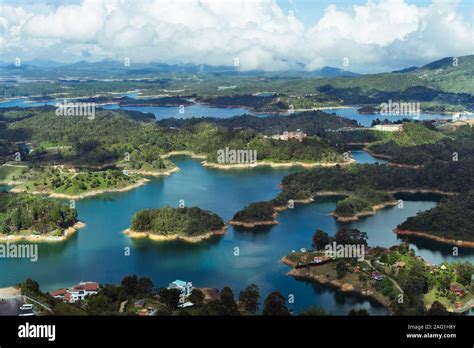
[1, 153, 472, 314]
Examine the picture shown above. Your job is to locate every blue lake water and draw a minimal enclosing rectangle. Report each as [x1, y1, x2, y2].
[330, 107, 462, 127]
[0, 98, 459, 125]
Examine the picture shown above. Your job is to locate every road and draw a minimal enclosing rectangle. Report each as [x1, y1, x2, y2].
[0, 295, 31, 316]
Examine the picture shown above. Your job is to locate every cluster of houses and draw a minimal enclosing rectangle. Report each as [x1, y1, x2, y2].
[50, 281, 100, 303]
[270, 130, 307, 142]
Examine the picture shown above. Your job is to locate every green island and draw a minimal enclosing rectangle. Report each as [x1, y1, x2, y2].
[0, 108, 355, 198]
[283, 229, 474, 314]
[396, 192, 474, 248]
[9, 167, 147, 199]
[125, 206, 227, 243]
[332, 189, 398, 222]
[0, 191, 83, 242]
[229, 201, 278, 228]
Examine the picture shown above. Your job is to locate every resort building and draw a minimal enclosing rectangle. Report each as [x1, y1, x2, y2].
[167, 280, 193, 297]
[371, 124, 403, 132]
[50, 281, 100, 303]
[271, 130, 307, 142]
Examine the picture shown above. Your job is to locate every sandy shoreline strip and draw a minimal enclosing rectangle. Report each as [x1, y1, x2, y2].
[202, 158, 354, 170]
[10, 178, 150, 200]
[394, 229, 474, 248]
[330, 201, 399, 222]
[0, 221, 86, 243]
[124, 226, 227, 243]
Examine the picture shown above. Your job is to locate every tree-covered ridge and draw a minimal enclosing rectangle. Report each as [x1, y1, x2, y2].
[156, 111, 360, 136]
[334, 189, 396, 218]
[398, 192, 474, 242]
[273, 160, 474, 205]
[130, 206, 225, 237]
[367, 125, 474, 165]
[378, 123, 446, 146]
[231, 201, 276, 223]
[4, 109, 346, 166]
[0, 192, 77, 235]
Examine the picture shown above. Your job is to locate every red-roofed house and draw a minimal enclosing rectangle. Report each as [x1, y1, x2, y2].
[50, 282, 100, 303]
[50, 288, 68, 300]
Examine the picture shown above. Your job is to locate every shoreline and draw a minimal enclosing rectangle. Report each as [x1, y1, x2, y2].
[202, 159, 354, 170]
[161, 151, 207, 160]
[118, 165, 180, 177]
[124, 225, 227, 243]
[229, 212, 279, 228]
[331, 200, 399, 222]
[0, 221, 86, 243]
[394, 229, 474, 248]
[281, 256, 392, 312]
[10, 178, 150, 200]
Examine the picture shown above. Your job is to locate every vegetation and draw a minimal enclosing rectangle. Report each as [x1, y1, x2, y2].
[130, 206, 225, 237]
[398, 192, 474, 242]
[334, 189, 395, 218]
[14, 167, 144, 196]
[231, 201, 276, 224]
[0, 192, 77, 235]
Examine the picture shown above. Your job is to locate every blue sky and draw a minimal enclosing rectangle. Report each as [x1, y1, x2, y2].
[276, 0, 473, 26]
[1, 0, 473, 72]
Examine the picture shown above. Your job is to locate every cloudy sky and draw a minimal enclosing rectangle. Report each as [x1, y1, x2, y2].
[1, 0, 473, 72]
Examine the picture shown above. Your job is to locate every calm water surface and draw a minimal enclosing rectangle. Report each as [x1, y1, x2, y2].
[2, 153, 473, 314]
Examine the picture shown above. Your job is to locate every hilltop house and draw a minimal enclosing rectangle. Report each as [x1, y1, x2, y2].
[50, 281, 100, 303]
[371, 124, 403, 132]
[272, 130, 307, 142]
[167, 280, 193, 298]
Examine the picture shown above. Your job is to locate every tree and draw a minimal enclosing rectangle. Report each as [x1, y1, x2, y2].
[137, 277, 154, 296]
[20, 278, 40, 294]
[238, 284, 260, 314]
[456, 262, 473, 286]
[336, 261, 347, 279]
[426, 301, 449, 316]
[157, 288, 181, 310]
[220, 287, 239, 316]
[188, 289, 205, 306]
[263, 291, 290, 316]
[121, 275, 138, 297]
[335, 228, 368, 246]
[199, 299, 226, 315]
[312, 229, 330, 250]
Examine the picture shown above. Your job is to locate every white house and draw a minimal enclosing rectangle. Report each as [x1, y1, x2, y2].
[50, 281, 100, 303]
[167, 280, 193, 297]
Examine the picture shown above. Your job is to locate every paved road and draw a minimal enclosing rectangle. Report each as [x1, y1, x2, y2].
[0, 296, 24, 316]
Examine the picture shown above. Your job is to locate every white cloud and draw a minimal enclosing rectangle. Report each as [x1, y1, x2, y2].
[0, 0, 473, 72]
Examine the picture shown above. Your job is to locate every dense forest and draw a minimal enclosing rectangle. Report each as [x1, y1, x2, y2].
[398, 192, 474, 242]
[367, 125, 474, 165]
[157, 110, 359, 136]
[0, 192, 77, 234]
[2, 109, 346, 166]
[273, 160, 474, 205]
[130, 206, 225, 237]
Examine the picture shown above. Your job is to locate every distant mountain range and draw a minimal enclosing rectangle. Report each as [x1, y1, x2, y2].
[0, 58, 359, 78]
